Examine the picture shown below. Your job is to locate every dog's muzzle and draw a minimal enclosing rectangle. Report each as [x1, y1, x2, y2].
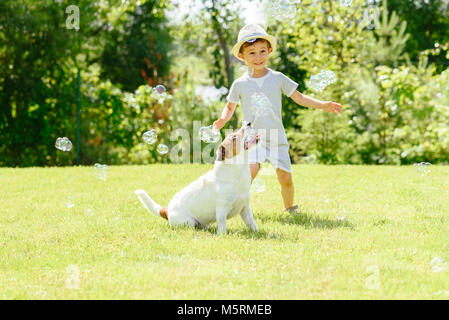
[243, 134, 261, 151]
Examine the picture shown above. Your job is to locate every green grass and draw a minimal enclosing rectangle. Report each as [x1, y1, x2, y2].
[1, 164, 449, 299]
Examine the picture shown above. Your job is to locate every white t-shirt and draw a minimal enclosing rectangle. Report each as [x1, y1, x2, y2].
[226, 68, 298, 146]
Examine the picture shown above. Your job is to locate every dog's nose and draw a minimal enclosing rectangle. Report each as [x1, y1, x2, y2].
[246, 122, 251, 127]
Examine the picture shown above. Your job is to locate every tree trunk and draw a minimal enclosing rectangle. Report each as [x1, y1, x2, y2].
[211, 12, 233, 88]
[210, 3, 237, 127]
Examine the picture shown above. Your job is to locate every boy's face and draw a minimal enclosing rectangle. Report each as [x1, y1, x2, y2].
[238, 40, 273, 72]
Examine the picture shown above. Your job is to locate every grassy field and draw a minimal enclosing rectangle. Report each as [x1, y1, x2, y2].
[1, 164, 448, 299]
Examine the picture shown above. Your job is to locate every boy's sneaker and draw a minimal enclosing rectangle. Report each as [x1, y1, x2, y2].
[284, 205, 300, 214]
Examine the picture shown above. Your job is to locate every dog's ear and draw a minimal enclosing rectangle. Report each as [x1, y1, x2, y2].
[216, 144, 227, 161]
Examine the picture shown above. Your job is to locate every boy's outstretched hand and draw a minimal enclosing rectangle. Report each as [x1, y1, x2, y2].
[213, 118, 226, 130]
[321, 101, 343, 114]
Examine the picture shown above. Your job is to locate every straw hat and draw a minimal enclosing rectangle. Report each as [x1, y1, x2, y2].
[231, 24, 277, 62]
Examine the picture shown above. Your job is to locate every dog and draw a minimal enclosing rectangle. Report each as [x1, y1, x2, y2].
[135, 122, 261, 235]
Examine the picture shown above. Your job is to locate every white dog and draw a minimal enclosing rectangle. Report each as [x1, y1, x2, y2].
[135, 122, 261, 235]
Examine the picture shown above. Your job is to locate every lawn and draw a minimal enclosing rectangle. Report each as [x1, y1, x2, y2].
[1, 164, 448, 299]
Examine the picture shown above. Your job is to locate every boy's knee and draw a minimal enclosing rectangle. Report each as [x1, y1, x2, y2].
[277, 169, 293, 186]
[250, 162, 260, 170]
[250, 162, 260, 173]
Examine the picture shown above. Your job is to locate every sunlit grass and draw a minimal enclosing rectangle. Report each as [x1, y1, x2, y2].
[1, 164, 448, 299]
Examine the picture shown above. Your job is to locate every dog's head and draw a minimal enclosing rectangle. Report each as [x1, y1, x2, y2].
[216, 122, 261, 162]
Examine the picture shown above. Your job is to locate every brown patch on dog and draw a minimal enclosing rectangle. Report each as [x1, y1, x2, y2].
[159, 207, 168, 220]
[215, 127, 247, 161]
[216, 145, 227, 162]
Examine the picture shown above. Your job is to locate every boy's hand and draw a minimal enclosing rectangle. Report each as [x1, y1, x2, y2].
[321, 101, 343, 114]
[213, 118, 226, 130]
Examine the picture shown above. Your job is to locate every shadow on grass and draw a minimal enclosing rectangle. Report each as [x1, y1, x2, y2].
[195, 224, 278, 240]
[256, 210, 355, 230]
[170, 210, 355, 239]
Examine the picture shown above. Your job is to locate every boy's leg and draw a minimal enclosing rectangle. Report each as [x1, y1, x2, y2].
[250, 163, 261, 182]
[276, 168, 294, 210]
[269, 144, 298, 212]
[248, 142, 266, 183]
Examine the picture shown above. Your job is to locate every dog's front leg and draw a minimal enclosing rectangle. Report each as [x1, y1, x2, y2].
[240, 205, 259, 232]
[216, 206, 230, 235]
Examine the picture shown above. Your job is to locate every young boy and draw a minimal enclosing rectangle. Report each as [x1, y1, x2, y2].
[213, 24, 343, 214]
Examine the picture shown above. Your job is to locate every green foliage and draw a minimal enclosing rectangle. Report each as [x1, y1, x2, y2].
[173, 0, 243, 129]
[100, 1, 173, 91]
[368, 0, 410, 67]
[0, 0, 174, 167]
[175, 0, 243, 88]
[386, 0, 449, 72]
[288, 109, 358, 164]
[272, 0, 449, 164]
[71, 67, 222, 166]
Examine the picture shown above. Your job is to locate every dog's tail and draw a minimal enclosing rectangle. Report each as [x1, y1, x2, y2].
[134, 189, 168, 220]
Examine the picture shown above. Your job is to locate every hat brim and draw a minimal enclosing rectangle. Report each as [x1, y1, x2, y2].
[231, 35, 277, 62]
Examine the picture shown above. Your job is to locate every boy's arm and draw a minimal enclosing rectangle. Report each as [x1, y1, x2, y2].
[290, 90, 342, 114]
[213, 102, 237, 130]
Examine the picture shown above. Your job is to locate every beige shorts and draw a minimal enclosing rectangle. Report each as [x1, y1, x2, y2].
[248, 143, 292, 173]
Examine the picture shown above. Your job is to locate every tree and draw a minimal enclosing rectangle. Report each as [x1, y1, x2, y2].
[174, 0, 244, 128]
[100, 0, 173, 91]
[386, 0, 449, 72]
[283, 0, 449, 164]
[176, 0, 242, 89]
[0, 0, 173, 167]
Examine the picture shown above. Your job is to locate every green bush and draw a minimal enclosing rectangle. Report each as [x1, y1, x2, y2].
[76, 69, 225, 165]
[281, 0, 449, 165]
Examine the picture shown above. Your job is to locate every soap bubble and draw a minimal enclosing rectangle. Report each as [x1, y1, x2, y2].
[242, 121, 257, 137]
[199, 125, 221, 143]
[251, 178, 266, 193]
[251, 92, 271, 108]
[339, 0, 353, 7]
[218, 87, 229, 95]
[304, 154, 318, 164]
[251, 92, 272, 118]
[247, 66, 254, 77]
[243, 134, 256, 148]
[143, 129, 157, 145]
[157, 143, 169, 155]
[430, 256, 448, 273]
[66, 196, 75, 209]
[65, 265, 80, 290]
[413, 162, 432, 176]
[153, 84, 166, 95]
[266, 0, 298, 21]
[94, 163, 108, 181]
[242, 123, 260, 147]
[152, 85, 167, 104]
[365, 265, 381, 290]
[55, 137, 72, 152]
[239, 65, 254, 77]
[434, 290, 449, 297]
[258, 165, 275, 176]
[254, 106, 271, 117]
[306, 70, 337, 92]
